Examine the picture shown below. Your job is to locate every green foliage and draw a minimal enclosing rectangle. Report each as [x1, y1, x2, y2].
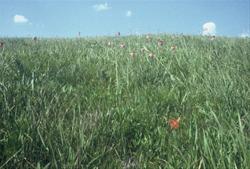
[0, 35, 249, 168]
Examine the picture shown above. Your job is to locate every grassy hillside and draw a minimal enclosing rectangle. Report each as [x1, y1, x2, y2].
[0, 35, 250, 168]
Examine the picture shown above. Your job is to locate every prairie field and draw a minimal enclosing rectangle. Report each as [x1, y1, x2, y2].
[0, 35, 250, 168]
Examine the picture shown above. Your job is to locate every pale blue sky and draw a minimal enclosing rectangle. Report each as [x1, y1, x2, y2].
[0, 0, 249, 37]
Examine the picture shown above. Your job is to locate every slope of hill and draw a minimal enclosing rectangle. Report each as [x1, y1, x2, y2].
[0, 35, 249, 168]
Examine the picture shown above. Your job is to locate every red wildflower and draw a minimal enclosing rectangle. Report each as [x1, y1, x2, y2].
[168, 117, 180, 129]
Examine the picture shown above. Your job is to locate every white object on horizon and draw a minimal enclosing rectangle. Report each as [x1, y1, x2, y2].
[202, 22, 216, 36]
[14, 14, 29, 23]
[126, 10, 132, 17]
[93, 3, 111, 11]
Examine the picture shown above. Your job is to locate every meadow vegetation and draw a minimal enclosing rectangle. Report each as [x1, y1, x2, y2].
[0, 35, 250, 168]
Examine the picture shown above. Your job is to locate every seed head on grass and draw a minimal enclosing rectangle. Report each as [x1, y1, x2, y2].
[129, 52, 135, 57]
[0, 42, 4, 48]
[141, 46, 149, 53]
[170, 45, 177, 51]
[116, 32, 121, 36]
[157, 39, 164, 46]
[140, 48, 146, 53]
[146, 34, 152, 42]
[148, 53, 155, 59]
[107, 41, 113, 47]
[209, 35, 216, 41]
[120, 43, 126, 48]
[33, 36, 38, 42]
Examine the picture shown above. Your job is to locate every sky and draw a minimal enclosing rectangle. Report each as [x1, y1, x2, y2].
[0, 0, 249, 37]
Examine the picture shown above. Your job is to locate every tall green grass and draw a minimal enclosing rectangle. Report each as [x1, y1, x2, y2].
[0, 35, 249, 168]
